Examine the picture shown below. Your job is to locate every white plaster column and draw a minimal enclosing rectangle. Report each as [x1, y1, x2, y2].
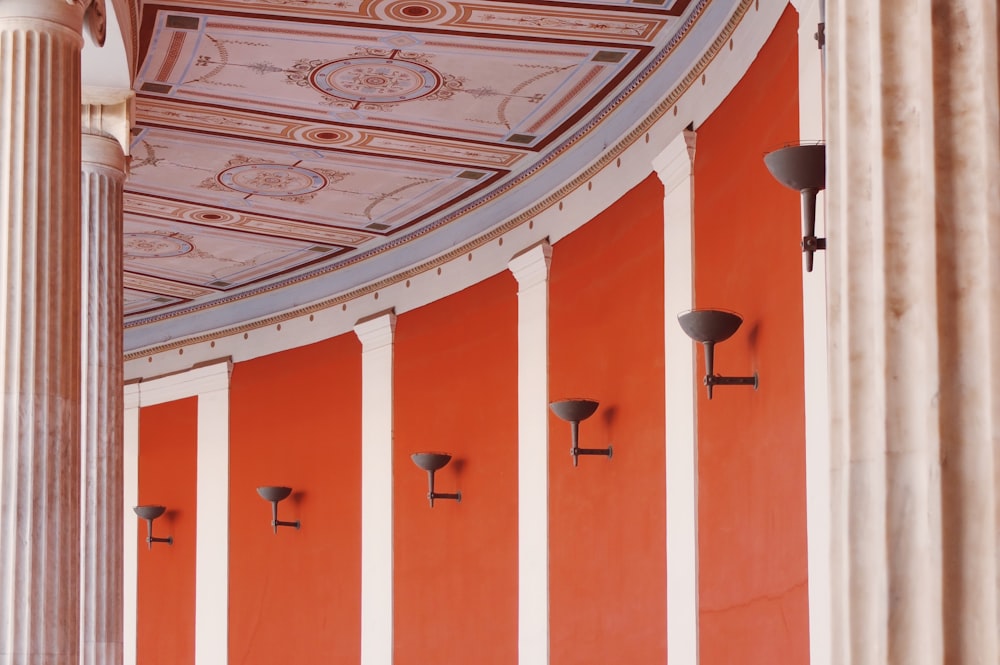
[121, 385, 139, 665]
[195, 372, 230, 665]
[508, 240, 552, 665]
[0, 2, 93, 662]
[653, 130, 698, 665]
[825, 1, 1000, 663]
[354, 311, 397, 665]
[790, 2, 831, 665]
[79, 96, 131, 665]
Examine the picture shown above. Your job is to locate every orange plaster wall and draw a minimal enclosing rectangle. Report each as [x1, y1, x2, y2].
[549, 173, 667, 665]
[393, 271, 519, 665]
[692, 6, 809, 665]
[137, 397, 198, 665]
[228, 332, 362, 664]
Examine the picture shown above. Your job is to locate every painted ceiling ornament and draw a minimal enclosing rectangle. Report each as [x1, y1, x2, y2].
[286, 47, 464, 111]
[258, 0, 355, 5]
[200, 154, 349, 204]
[124, 231, 194, 259]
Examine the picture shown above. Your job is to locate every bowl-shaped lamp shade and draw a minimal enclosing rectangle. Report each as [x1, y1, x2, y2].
[764, 144, 827, 272]
[549, 398, 599, 423]
[256, 486, 300, 532]
[133, 505, 166, 520]
[256, 486, 292, 503]
[411, 452, 452, 473]
[677, 309, 743, 344]
[411, 453, 461, 506]
[763, 144, 826, 192]
[549, 398, 611, 466]
[134, 504, 173, 548]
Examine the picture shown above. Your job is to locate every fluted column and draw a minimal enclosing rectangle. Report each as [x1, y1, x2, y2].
[0, 1, 94, 663]
[825, 1, 1000, 664]
[79, 98, 129, 665]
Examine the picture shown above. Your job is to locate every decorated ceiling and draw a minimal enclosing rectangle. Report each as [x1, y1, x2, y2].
[124, 0, 736, 349]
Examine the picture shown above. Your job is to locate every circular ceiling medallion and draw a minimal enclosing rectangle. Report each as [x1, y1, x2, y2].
[302, 127, 352, 144]
[308, 57, 442, 103]
[381, 0, 449, 22]
[217, 164, 327, 196]
[124, 233, 193, 259]
[191, 210, 235, 223]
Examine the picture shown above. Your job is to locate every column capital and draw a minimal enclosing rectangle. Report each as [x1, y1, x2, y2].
[82, 90, 134, 156]
[0, 0, 86, 36]
[652, 129, 696, 194]
[82, 134, 126, 173]
[82, 0, 107, 46]
[508, 240, 552, 290]
[354, 309, 397, 351]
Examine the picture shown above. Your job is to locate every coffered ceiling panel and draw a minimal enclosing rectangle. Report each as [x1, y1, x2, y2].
[124, 0, 730, 346]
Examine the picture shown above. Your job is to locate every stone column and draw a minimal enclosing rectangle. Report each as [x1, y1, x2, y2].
[825, 1, 1000, 664]
[0, 1, 98, 663]
[79, 97, 130, 665]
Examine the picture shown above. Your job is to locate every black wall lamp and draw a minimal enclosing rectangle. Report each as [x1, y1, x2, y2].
[763, 143, 826, 272]
[133, 505, 173, 549]
[549, 399, 613, 466]
[411, 452, 461, 507]
[678, 309, 759, 400]
[256, 486, 300, 533]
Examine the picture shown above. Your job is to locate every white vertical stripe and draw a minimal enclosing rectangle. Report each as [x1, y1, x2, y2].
[508, 241, 552, 665]
[123, 384, 140, 665]
[195, 382, 231, 665]
[355, 311, 397, 665]
[653, 129, 699, 665]
[123, 360, 232, 665]
[791, 2, 831, 664]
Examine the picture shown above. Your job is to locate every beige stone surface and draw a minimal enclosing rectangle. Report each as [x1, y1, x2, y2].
[0, 2, 87, 663]
[80, 129, 126, 665]
[826, 1, 1000, 663]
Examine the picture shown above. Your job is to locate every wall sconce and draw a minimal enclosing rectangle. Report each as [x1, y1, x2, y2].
[549, 398, 613, 466]
[256, 486, 300, 533]
[678, 309, 759, 400]
[133, 505, 173, 549]
[411, 453, 461, 507]
[763, 143, 826, 272]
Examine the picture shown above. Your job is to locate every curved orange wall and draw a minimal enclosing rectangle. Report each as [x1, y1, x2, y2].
[393, 271, 518, 665]
[137, 397, 198, 665]
[693, 6, 809, 665]
[228, 333, 362, 664]
[549, 173, 667, 665]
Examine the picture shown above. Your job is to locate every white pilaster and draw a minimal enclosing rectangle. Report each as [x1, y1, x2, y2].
[121, 360, 232, 665]
[195, 373, 230, 665]
[0, 2, 88, 661]
[508, 240, 552, 665]
[354, 311, 397, 665]
[791, 2, 831, 665]
[122, 384, 140, 665]
[653, 129, 698, 665]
